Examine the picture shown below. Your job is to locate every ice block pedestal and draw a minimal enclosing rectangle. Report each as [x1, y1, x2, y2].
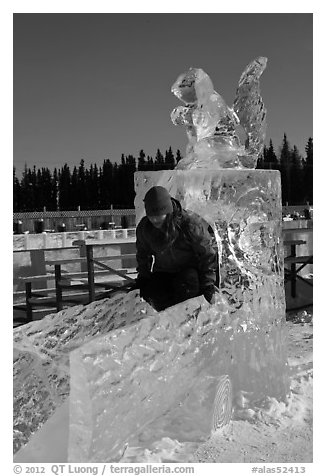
[135, 169, 289, 405]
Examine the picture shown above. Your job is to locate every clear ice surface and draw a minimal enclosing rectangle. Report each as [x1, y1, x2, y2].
[171, 57, 267, 169]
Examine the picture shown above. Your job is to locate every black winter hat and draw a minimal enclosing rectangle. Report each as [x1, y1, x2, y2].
[144, 186, 173, 216]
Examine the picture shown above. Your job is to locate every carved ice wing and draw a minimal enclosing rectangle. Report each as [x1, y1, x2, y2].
[233, 57, 268, 157]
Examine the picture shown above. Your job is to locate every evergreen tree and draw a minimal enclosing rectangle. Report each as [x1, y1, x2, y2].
[52, 168, 59, 210]
[279, 134, 291, 205]
[137, 149, 146, 171]
[20, 165, 35, 211]
[257, 140, 278, 170]
[30, 166, 39, 209]
[164, 146, 175, 169]
[117, 155, 127, 207]
[125, 154, 136, 207]
[289, 145, 303, 204]
[77, 159, 86, 209]
[146, 155, 154, 170]
[304, 137, 313, 204]
[265, 139, 278, 169]
[58, 164, 71, 210]
[84, 168, 92, 209]
[41, 167, 55, 211]
[13, 167, 21, 212]
[154, 149, 165, 169]
[70, 166, 79, 209]
[91, 163, 100, 209]
[256, 145, 267, 169]
[175, 149, 182, 164]
[35, 168, 45, 210]
[112, 162, 120, 207]
[99, 158, 113, 208]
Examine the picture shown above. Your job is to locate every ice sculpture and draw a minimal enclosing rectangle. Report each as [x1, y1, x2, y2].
[171, 57, 267, 169]
[14, 57, 289, 463]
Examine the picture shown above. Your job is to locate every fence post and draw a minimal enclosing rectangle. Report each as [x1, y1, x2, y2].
[25, 282, 33, 322]
[55, 265, 63, 311]
[30, 249, 47, 290]
[78, 241, 87, 273]
[62, 232, 67, 248]
[24, 233, 29, 250]
[86, 245, 95, 303]
[122, 229, 128, 239]
[42, 232, 47, 249]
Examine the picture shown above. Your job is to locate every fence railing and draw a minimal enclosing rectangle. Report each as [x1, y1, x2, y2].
[13, 242, 137, 325]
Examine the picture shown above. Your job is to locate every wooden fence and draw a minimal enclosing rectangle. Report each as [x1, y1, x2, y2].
[13, 241, 137, 326]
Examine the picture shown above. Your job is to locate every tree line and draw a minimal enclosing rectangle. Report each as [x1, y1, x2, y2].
[257, 135, 313, 205]
[13, 136, 313, 212]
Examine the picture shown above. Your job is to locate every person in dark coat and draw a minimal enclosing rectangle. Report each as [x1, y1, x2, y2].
[134, 186, 218, 311]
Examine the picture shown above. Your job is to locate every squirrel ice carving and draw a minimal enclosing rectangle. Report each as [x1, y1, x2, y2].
[171, 57, 267, 169]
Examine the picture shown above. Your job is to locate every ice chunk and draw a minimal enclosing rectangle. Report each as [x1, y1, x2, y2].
[171, 57, 267, 169]
[68, 294, 234, 462]
[13, 290, 150, 454]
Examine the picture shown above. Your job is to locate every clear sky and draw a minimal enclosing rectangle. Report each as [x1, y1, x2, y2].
[13, 12, 312, 176]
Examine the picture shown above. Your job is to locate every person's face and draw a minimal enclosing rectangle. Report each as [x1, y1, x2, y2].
[147, 214, 167, 229]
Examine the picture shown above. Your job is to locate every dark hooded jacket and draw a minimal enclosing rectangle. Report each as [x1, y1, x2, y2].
[136, 198, 218, 293]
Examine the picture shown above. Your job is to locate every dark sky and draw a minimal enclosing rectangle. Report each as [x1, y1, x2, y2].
[13, 13, 313, 176]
